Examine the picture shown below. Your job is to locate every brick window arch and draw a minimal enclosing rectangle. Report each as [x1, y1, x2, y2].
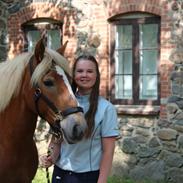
[21, 18, 63, 52]
[7, 3, 65, 58]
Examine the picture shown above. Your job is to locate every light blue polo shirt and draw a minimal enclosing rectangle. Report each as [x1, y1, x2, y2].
[56, 95, 119, 172]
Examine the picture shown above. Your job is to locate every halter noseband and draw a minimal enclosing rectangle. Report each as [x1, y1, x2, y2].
[34, 87, 83, 117]
[29, 56, 83, 137]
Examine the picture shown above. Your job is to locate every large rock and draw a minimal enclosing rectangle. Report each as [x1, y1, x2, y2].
[129, 160, 165, 182]
[157, 128, 178, 140]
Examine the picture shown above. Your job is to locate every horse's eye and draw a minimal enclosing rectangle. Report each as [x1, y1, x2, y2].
[43, 80, 54, 87]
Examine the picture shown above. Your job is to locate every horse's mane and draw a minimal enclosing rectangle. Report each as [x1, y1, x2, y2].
[0, 48, 71, 112]
[31, 48, 71, 85]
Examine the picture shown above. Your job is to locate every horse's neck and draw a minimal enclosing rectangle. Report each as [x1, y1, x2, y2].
[0, 95, 38, 141]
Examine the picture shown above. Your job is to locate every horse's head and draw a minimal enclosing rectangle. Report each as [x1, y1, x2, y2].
[25, 38, 87, 144]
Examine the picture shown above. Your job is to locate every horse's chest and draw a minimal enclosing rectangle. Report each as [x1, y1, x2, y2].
[0, 142, 38, 182]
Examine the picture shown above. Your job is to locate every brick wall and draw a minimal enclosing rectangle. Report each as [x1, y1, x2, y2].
[7, 3, 66, 58]
[7, 1, 110, 97]
[7, 0, 174, 118]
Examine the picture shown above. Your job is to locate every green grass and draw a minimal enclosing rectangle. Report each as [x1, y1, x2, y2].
[108, 176, 132, 183]
[107, 176, 160, 183]
[32, 168, 48, 183]
[33, 168, 165, 183]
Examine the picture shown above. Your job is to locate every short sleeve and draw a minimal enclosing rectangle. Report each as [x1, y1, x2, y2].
[101, 104, 119, 137]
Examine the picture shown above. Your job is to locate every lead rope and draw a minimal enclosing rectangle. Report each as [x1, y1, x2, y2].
[46, 147, 53, 183]
[46, 166, 50, 183]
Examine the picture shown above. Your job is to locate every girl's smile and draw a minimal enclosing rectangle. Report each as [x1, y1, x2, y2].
[74, 59, 97, 95]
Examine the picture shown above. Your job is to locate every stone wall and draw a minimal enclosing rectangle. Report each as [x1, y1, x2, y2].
[0, 0, 32, 61]
[0, 0, 9, 61]
[112, 115, 183, 183]
[111, 1, 183, 182]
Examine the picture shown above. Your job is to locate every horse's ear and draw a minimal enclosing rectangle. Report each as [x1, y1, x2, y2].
[57, 40, 68, 56]
[34, 36, 46, 63]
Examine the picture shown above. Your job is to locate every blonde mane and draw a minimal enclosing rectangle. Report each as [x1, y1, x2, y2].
[0, 48, 71, 112]
[31, 48, 71, 85]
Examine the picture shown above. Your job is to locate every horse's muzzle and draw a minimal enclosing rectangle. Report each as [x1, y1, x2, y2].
[60, 113, 87, 144]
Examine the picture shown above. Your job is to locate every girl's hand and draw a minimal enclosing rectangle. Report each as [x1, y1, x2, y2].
[39, 143, 61, 168]
[39, 154, 53, 168]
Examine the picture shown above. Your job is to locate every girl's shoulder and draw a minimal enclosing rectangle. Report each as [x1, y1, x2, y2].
[98, 96, 115, 110]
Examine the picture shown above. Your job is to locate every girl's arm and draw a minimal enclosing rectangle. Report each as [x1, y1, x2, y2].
[48, 135, 62, 163]
[39, 135, 62, 168]
[97, 137, 116, 183]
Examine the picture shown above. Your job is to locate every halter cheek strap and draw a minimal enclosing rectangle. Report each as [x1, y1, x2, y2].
[34, 87, 83, 139]
[34, 88, 59, 116]
[33, 87, 83, 138]
[34, 87, 83, 119]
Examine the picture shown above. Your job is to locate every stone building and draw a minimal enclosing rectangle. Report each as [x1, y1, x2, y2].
[0, 0, 183, 182]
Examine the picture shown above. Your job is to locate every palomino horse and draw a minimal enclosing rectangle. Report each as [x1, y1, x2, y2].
[0, 37, 87, 182]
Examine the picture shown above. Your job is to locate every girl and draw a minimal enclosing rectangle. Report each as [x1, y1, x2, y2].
[40, 55, 119, 183]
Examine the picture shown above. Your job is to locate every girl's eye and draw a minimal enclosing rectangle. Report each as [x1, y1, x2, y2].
[76, 70, 93, 73]
[43, 80, 54, 87]
[76, 69, 83, 73]
[88, 70, 93, 73]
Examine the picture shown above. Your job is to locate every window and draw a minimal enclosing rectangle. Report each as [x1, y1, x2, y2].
[22, 18, 62, 52]
[110, 14, 160, 105]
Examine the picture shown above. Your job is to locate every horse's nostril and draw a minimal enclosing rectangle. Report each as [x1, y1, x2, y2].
[73, 124, 84, 140]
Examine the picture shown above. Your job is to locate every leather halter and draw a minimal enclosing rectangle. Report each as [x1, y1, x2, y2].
[29, 55, 83, 137]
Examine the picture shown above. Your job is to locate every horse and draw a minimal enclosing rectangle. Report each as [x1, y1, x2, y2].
[0, 37, 87, 183]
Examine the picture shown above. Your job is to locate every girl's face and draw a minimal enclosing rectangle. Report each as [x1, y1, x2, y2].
[74, 59, 97, 95]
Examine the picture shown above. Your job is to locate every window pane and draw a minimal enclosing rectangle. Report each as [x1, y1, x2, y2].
[27, 31, 41, 51]
[140, 75, 157, 99]
[115, 50, 132, 74]
[47, 30, 60, 50]
[115, 75, 132, 99]
[115, 25, 133, 99]
[140, 24, 158, 48]
[116, 25, 132, 49]
[140, 50, 158, 74]
[27, 29, 60, 51]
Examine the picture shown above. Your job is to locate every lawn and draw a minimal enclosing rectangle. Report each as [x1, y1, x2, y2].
[32, 168, 48, 183]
